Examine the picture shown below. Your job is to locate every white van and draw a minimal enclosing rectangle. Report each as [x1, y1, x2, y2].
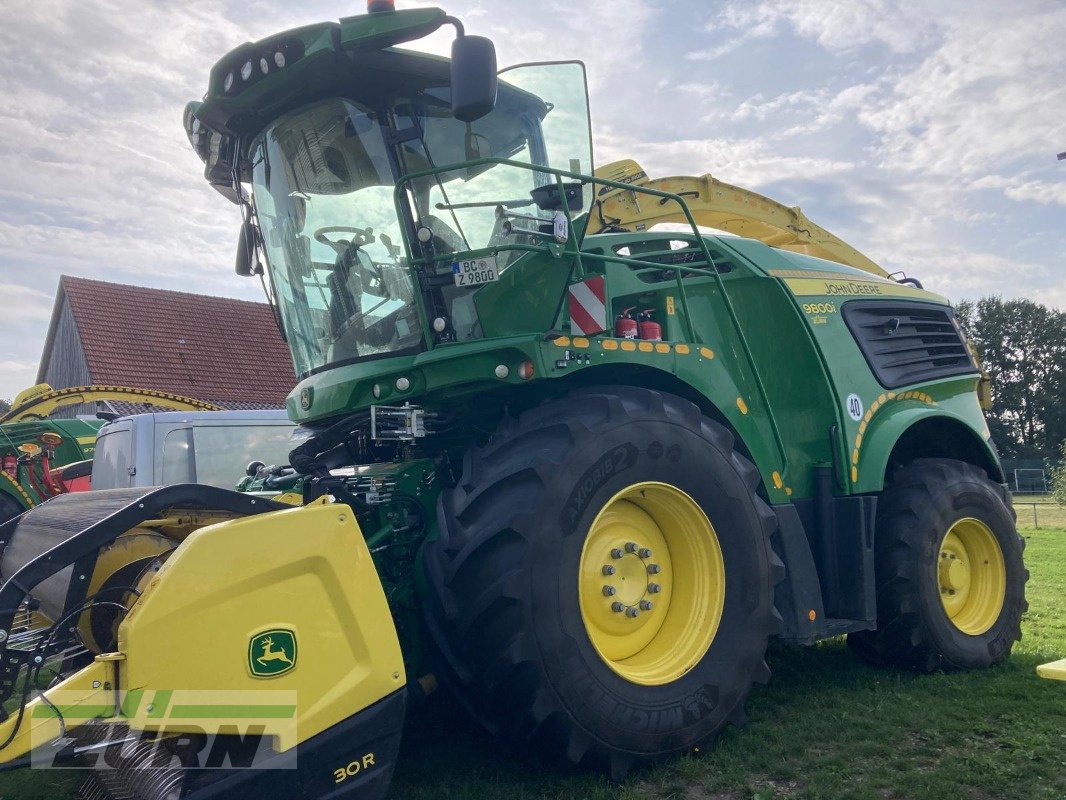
[91, 410, 296, 490]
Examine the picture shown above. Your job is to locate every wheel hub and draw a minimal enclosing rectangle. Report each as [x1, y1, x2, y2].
[578, 482, 725, 686]
[602, 544, 660, 611]
[937, 518, 1006, 635]
[938, 550, 970, 593]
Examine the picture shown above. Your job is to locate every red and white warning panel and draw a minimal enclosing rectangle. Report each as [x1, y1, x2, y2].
[568, 276, 607, 335]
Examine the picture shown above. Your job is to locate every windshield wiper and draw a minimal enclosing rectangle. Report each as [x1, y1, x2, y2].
[434, 198, 533, 211]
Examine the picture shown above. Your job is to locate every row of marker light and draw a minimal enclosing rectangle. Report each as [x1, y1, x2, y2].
[223, 49, 287, 93]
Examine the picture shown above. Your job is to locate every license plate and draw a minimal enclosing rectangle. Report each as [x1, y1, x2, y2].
[452, 257, 499, 287]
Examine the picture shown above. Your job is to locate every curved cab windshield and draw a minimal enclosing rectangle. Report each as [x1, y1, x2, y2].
[251, 63, 593, 377]
[252, 98, 422, 377]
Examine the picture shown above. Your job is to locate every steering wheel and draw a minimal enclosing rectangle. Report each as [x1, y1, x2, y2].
[314, 226, 375, 255]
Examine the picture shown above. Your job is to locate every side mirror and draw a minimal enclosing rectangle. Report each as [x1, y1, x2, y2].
[451, 35, 497, 123]
[236, 219, 258, 277]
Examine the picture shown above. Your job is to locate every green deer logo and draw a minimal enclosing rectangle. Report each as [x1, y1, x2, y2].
[248, 629, 297, 677]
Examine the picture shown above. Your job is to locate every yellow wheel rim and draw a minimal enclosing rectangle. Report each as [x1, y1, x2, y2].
[578, 481, 725, 686]
[937, 518, 1006, 635]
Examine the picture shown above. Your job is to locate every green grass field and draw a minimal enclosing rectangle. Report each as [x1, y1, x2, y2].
[3, 527, 1064, 800]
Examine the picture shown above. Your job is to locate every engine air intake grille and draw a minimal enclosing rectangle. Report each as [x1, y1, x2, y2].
[842, 301, 976, 389]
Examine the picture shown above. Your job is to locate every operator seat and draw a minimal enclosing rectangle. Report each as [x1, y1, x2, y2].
[328, 246, 368, 339]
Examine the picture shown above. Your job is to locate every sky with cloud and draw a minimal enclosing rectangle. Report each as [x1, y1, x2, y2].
[0, 0, 1063, 400]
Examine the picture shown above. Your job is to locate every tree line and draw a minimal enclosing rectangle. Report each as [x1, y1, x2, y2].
[955, 297, 1066, 464]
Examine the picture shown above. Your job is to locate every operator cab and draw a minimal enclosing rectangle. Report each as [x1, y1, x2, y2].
[185, 12, 594, 379]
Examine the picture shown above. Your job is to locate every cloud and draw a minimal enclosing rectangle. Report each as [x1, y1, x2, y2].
[856, 6, 1066, 179]
[0, 285, 54, 323]
[596, 127, 856, 188]
[971, 175, 1066, 207]
[0, 359, 40, 402]
[691, 0, 937, 61]
[0, 0, 1062, 402]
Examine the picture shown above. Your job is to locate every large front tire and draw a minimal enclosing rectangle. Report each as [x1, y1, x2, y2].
[422, 387, 782, 776]
[848, 458, 1027, 671]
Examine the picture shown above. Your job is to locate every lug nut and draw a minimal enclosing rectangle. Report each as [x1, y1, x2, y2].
[602, 565, 616, 576]
[610, 548, 624, 559]
[648, 583, 661, 593]
[638, 547, 652, 559]
[625, 542, 638, 553]
[625, 607, 640, 618]
[611, 601, 625, 613]
[647, 564, 662, 574]
[603, 586, 616, 597]
[640, 600, 653, 611]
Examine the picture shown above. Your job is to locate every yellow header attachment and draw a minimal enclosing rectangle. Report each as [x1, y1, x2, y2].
[0, 500, 405, 764]
[3, 383, 224, 423]
[1038, 658, 1066, 681]
[590, 159, 889, 279]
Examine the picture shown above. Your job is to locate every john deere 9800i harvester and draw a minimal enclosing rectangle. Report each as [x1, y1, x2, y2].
[0, 5, 1026, 799]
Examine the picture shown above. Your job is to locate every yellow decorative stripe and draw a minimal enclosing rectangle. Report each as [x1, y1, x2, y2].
[782, 277, 948, 304]
[850, 392, 937, 483]
[769, 269, 886, 281]
[0, 470, 34, 508]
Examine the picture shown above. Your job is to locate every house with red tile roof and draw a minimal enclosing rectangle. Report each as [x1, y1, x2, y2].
[37, 276, 294, 415]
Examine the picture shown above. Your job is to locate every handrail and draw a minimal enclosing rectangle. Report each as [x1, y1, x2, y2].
[392, 157, 790, 469]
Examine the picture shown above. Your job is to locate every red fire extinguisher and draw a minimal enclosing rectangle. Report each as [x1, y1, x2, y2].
[614, 307, 638, 339]
[638, 309, 662, 341]
[2, 455, 16, 479]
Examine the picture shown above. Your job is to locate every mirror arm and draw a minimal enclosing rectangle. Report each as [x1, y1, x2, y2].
[500, 211, 569, 244]
[437, 199, 533, 211]
[441, 16, 466, 37]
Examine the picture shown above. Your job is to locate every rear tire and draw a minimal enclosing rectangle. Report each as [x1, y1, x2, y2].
[847, 458, 1027, 671]
[422, 386, 782, 777]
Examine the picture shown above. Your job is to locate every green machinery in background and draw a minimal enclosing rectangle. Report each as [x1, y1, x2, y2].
[0, 5, 1027, 800]
[0, 384, 222, 523]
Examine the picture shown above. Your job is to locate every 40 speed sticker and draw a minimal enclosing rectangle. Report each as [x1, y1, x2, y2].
[846, 394, 864, 421]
